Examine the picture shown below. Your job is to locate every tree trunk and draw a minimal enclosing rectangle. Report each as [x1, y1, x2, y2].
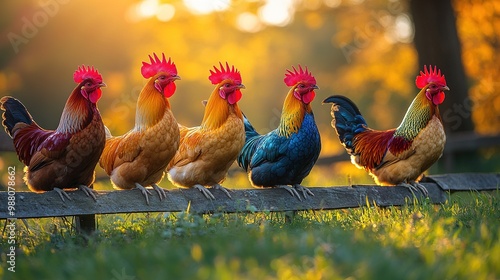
[410, 0, 477, 173]
[410, 0, 474, 133]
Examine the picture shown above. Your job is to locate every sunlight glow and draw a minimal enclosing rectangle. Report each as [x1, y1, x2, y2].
[236, 12, 263, 33]
[323, 0, 341, 8]
[156, 4, 176, 22]
[138, 0, 158, 17]
[386, 14, 413, 43]
[183, 0, 231, 15]
[127, 0, 176, 22]
[258, 0, 295, 26]
[394, 14, 413, 42]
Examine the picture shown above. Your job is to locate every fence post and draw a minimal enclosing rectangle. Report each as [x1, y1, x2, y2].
[75, 214, 96, 235]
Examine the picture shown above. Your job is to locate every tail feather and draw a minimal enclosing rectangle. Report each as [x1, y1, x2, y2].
[1, 96, 34, 137]
[322, 95, 368, 154]
[237, 113, 263, 171]
[242, 112, 260, 140]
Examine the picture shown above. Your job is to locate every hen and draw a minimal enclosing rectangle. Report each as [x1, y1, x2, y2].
[323, 65, 449, 195]
[1, 66, 106, 201]
[167, 62, 245, 200]
[99, 53, 180, 204]
[237, 65, 321, 200]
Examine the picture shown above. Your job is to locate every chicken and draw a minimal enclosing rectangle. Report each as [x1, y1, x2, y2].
[99, 53, 180, 204]
[322, 65, 449, 195]
[0, 65, 106, 201]
[237, 65, 321, 200]
[167, 62, 245, 200]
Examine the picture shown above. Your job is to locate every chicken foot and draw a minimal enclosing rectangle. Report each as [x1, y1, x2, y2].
[212, 184, 232, 199]
[53, 187, 72, 202]
[135, 183, 152, 205]
[78, 185, 98, 201]
[401, 181, 429, 197]
[293, 184, 314, 200]
[152, 184, 168, 201]
[277, 185, 302, 201]
[193, 184, 215, 200]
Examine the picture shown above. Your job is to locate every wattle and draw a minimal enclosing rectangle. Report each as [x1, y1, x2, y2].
[302, 91, 315, 104]
[432, 91, 445, 105]
[228, 90, 242, 105]
[164, 82, 176, 98]
[89, 88, 102, 103]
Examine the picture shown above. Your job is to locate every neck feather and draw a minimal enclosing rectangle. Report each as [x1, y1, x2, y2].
[394, 86, 439, 140]
[201, 87, 243, 130]
[56, 87, 93, 134]
[135, 79, 170, 131]
[278, 88, 311, 137]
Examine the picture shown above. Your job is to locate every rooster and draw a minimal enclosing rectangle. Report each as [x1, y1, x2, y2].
[237, 65, 321, 200]
[323, 65, 449, 195]
[167, 62, 245, 200]
[99, 53, 180, 204]
[1, 66, 106, 201]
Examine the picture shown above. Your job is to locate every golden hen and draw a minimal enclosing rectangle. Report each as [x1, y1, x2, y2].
[99, 53, 180, 204]
[167, 62, 245, 200]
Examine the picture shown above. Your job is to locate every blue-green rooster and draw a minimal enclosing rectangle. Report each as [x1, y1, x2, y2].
[237, 65, 321, 200]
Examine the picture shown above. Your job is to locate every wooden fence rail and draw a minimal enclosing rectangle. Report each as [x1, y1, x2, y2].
[1, 173, 498, 234]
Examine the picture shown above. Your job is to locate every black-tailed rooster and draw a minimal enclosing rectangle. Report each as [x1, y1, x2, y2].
[323, 65, 449, 195]
[1, 66, 106, 201]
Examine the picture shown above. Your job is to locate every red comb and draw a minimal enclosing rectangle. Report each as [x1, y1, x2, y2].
[415, 65, 447, 89]
[141, 53, 177, 79]
[73, 65, 102, 84]
[209, 62, 242, 85]
[284, 65, 316, 87]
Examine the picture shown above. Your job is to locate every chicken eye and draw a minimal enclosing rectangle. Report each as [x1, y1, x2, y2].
[298, 84, 305, 88]
[85, 82, 92, 87]
[225, 83, 231, 88]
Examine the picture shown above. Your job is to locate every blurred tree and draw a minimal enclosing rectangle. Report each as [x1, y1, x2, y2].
[410, 0, 473, 134]
[453, 0, 500, 135]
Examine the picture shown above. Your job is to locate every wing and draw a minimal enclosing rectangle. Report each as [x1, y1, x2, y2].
[13, 123, 70, 169]
[249, 131, 287, 169]
[168, 126, 203, 168]
[99, 131, 142, 174]
[353, 129, 415, 171]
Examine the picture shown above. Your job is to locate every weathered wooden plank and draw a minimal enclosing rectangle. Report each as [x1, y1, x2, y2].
[0, 173, 497, 220]
[424, 173, 500, 191]
[0, 184, 444, 219]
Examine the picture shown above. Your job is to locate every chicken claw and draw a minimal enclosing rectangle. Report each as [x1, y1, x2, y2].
[78, 185, 98, 201]
[401, 181, 429, 197]
[53, 187, 72, 202]
[277, 185, 302, 201]
[152, 184, 168, 201]
[194, 184, 215, 200]
[293, 184, 314, 200]
[213, 184, 232, 199]
[135, 183, 153, 205]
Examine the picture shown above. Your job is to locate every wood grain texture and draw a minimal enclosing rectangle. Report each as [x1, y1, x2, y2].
[1, 173, 498, 219]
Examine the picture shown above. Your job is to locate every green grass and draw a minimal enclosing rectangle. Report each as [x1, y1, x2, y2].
[1, 191, 500, 280]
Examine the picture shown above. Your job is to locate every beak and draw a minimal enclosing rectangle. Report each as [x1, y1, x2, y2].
[172, 75, 181, 81]
[99, 82, 107, 88]
[238, 84, 246, 89]
[442, 85, 450, 91]
[311, 85, 319, 90]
